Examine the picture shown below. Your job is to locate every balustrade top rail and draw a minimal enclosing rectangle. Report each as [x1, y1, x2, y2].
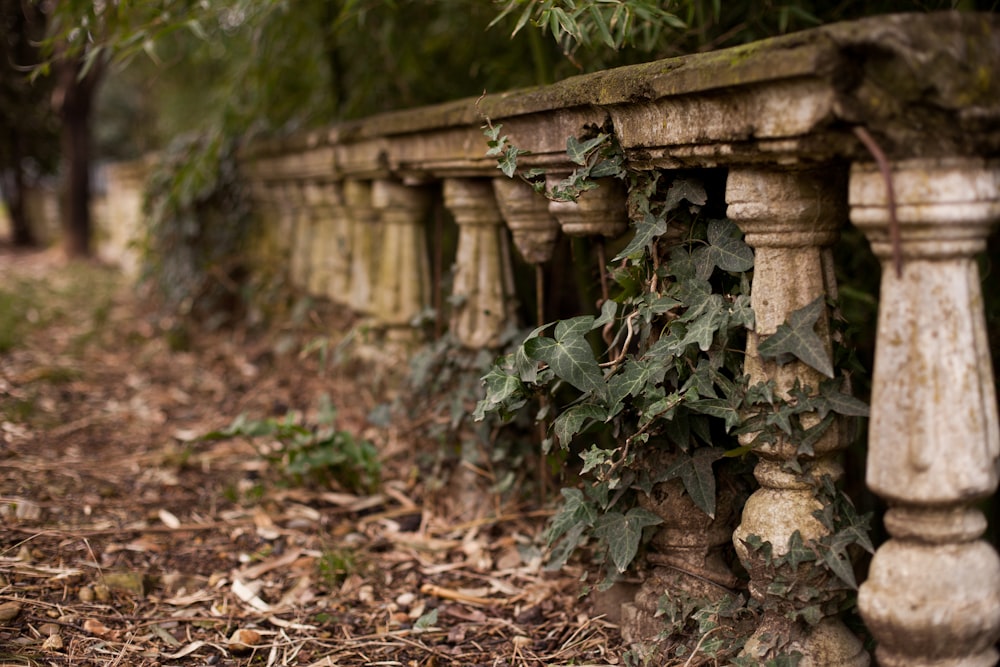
[241, 11, 1000, 181]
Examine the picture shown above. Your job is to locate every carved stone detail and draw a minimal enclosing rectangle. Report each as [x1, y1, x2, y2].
[546, 175, 629, 238]
[443, 179, 518, 349]
[492, 178, 560, 263]
[371, 179, 432, 335]
[726, 166, 869, 666]
[850, 157, 1000, 667]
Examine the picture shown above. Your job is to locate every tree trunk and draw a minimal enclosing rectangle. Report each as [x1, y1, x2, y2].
[0, 127, 35, 246]
[54, 54, 103, 258]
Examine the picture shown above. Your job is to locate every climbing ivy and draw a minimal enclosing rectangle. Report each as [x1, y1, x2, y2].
[475, 122, 874, 661]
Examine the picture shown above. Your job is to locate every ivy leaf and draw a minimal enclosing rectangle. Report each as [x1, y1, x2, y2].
[553, 403, 608, 446]
[693, 219, 754, 279]
[821, 547, 858, 589]
[515, 323, 550, 384]
[607, 360, 654, 414]
[757, 296, 834, 378]
[647, 295, 682, 315]
[655, 448, 724, 518]
[729, 293, 755, 329]
[593, 507, 662, 573]
[680, 358, 718, 399]
[566, 134, 607, 166]
[666, 245, 698, 280]
[706, 219, 754, 272]
[473, 365, 524, 421]
[546, 488, 597, 547]
[796, 412, 835, 456]
[593, 299, 618, 330]
[525, 316, 605, 397]
[819, 381, 870, 418]
[745, 380, 776, 406]
[688, 397, 742, 432]
[589, 155, 624, 179]
[580, 445, 615, 475]
[498, 145, 526, 178]
[676, 279, 713, 322]
[613, 211, 667, 261]
[679, 297, 726, 352]
[663, 177, 707, 212]
[639, 391, 682, 428]
[783, 531, 817, 569]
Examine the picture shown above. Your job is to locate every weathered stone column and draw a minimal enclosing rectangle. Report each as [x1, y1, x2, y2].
[268, 180, 298, 284]
[343, 180, 379, 315]
[443, 179, 518, 349]
[546, 175, 629, 238]
[492, 178, 560, 264]
[371, 179, 432, 338]
[726, 167, 869, 666]
[621, 451, 741, 646]
[850, 157, 1000, 667]
[303, 181, 349, 303]
[304, 180, 333, 297]
[284, 180, 313, 291]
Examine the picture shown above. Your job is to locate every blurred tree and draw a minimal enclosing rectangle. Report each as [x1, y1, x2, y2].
[492, 0, 992, 63]
[0, 0, 57, 247]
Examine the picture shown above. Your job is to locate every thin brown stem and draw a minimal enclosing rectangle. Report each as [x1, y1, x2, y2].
[853, 125, 902, 278]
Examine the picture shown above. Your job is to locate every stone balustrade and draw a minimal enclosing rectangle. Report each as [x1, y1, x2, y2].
[113, 11, 1000, 663]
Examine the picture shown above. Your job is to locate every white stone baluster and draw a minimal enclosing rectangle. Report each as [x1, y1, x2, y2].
[443, 179, 518, 349]
[344, 180, 379, 315]
[492, 178, 560, 264]
[371, 179, 432, 338]
[726, 167, 869, 666]
[850, 157, 1000, 667]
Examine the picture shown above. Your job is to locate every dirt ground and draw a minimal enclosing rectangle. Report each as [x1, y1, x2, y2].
[0, 246, 622, 666]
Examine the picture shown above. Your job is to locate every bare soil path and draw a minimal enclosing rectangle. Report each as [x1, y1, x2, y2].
[0, 247, 620, 666]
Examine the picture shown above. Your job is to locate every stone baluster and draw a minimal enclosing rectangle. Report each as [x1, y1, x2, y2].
[304, 180, 333, 297]
[546, 174, 629, 238]
[327, 182, 352, 306]
[443, 178, 518, 349]
[726, 167, 869, 665]
[492, 178, 560, 264]
[345, 180, 380, 315]
[285, 180, 313, 291]
[304, 180, 349, 303]
[621, 452, 742, 646]
[849, 157, 1000, 667]
[371, 179, 432, 339]
[262, 178, 295, 278]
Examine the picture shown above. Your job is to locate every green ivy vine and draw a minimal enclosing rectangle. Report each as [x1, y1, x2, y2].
[476, 120, 874, 662]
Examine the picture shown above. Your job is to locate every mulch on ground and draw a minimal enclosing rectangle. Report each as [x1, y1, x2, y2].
[0, 246, 622, 666]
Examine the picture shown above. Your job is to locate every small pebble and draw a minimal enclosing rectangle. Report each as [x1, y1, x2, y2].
[93, 584, 111, 602]
[0, 601, 21, 624]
